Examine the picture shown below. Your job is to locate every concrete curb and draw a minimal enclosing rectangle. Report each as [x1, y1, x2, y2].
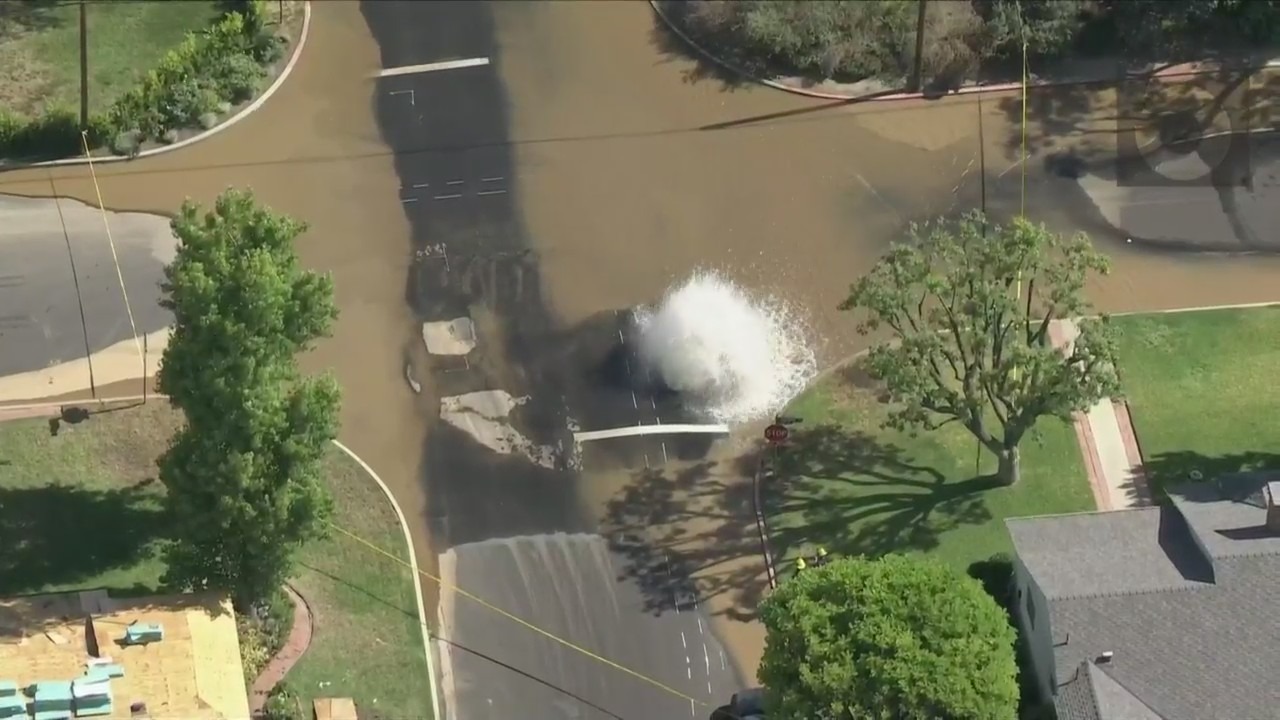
[331, 439, 443, 720]
[5, 1, 312, 170]
[649, 0, 1280, 102]
[753, 453, 778, 591]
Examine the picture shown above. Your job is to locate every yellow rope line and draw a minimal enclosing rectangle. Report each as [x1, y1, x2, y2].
[326, 522, 710, 709]
[79, 131, 143, 373]
[1020, 40, 1029, 221]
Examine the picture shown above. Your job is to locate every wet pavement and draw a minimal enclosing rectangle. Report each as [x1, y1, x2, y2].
[1, 0, 1279, 716]
[0, 195, 173, 379]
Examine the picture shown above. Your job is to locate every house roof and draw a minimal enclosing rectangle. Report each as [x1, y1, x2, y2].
[0, 589, 250, 720]
[1054, 662, 1165, 720]
[1005, 506, 1213, 599]
[1006, 472, 1280, 720]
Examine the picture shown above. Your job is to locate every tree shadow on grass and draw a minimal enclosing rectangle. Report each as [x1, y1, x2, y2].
[765, 423, 997, 565]
[0, 482, 166, 596]
[0, 0, 66, 38]
[646, 1, 757, 92]
[1140, 449, 1280, 498]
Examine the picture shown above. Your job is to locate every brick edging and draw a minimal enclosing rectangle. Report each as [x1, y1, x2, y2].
[1072, 412, 1113, 512]
[249, 582, 315, 715]
[1111, 400, 1154, 505]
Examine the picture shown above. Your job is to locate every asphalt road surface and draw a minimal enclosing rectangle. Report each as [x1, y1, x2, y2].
[361, 2, 743, 718]
[0, 195, 174, 377]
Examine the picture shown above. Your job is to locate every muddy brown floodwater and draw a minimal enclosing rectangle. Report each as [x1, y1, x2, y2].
[2, 0, 1278, 690]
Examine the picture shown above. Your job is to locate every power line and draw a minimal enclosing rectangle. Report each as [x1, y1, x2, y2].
[78, 130, 144, 382]
[326, 522, 725, 713]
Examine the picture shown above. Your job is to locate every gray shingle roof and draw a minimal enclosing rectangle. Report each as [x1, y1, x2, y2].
[1169, 473, 1280, 566]
[1006, 472, 1280, 720]
[1005, 507, 1213, 600]
[1055, 662, 1166, 720]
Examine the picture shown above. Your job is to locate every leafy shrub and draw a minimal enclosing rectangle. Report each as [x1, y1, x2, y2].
[967, 551, 1015, 612]
[0, 108, 82, 159]
[210, 52, 267, 103]
[683, 0, 919, 81]
[236, 586, 295, 682]
[262, 682, 305, 720]
[0, 4, 287, 160]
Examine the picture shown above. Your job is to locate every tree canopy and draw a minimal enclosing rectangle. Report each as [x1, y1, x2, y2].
[842, 211, 1119, 485]
[157, 188, 339, 608]
[759, 554, 1019, 720]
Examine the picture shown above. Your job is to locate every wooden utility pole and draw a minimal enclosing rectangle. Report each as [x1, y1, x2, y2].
[79, 0, 89, 128]
[910, 0, 928, 93]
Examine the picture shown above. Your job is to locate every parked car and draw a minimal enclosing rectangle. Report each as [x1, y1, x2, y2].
[729, 687, 765, 719]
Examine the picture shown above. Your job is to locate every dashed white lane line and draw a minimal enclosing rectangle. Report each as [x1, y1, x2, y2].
[689, 699, 695, 716]
[446, 179, 465, 185]
[373, 56, 490, 77]
[661, 442, 669, 463]
[477, 189, 508, 196]
[680, 631, 686, 648]
[481, 176, 504, 182]
[696, 617, 704, 635]
[618, 329, 625, 344]
[433, 193, 463, 200]
[720, 649, 727, 670]
[411, 182, 430, 188]
[401, 197, 419, 204]
[703, 644, 711, 677]
[630, 391, 638, 409]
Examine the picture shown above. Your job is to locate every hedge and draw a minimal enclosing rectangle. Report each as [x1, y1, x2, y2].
[0, 0, 285, 162]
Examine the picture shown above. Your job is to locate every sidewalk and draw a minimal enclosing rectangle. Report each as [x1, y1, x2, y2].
[1050, 319, 1152, 511]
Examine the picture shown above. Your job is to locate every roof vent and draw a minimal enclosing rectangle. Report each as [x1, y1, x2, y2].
[1266, 482, 1280, 534]
[1096, 651, 1114, 664]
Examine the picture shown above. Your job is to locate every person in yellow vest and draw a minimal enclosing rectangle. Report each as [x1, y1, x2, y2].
[795, 556, 808, 575]
[815, 547, 829, 566]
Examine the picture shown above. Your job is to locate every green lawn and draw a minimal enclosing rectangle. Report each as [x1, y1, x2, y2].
[765, 360, 1095, 573]
[0, 401, 433, 719]
[1111, 306, 1280, 493]
[289, 449, 433, 719]
[0, 0, 222, 118]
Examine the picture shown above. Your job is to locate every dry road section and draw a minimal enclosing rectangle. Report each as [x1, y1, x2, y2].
[0, 194, 174, 403]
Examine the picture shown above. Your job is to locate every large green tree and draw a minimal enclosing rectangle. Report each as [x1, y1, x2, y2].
[758, 554, 1019, 720]
[157, 188, 339, 609]
[842, 211, 1119, 485]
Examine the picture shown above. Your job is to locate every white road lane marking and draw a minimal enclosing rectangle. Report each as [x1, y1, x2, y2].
[573, 423, 729, 443]
[373, 57, 490, 78]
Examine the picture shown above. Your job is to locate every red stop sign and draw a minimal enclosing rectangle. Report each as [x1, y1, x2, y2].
[764, 424, 789, 444]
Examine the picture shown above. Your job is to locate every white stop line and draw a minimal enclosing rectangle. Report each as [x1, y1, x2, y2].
[573, 424, 730, 443]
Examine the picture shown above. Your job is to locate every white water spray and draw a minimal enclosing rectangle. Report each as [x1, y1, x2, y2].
[633, 271, 816, 424]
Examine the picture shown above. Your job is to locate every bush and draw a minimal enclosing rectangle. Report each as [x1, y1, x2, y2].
[0, 108, 82, 160]
[210, 52, 267, 103]
[0, 5, 286, 160]
[673, 0, 1280, 85]
[262, 682, 305, 720]
[683, 0, 919, 81]
[236, 586, 295, 682]
[967, 551, 1015, 612]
